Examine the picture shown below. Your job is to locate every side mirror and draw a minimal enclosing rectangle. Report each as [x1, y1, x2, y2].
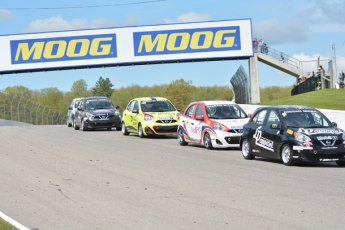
[132, 109, 138, 113]
[270, 123, 280, 129]
[177, 108, 181, 112]
[247, 113, 252, 118]
[68, 107, 72, 110]
[116, 105, 120, 109]
[77, 108, 83, 111]
[195, 115, 204, 121]
[332, 122, 338, 127]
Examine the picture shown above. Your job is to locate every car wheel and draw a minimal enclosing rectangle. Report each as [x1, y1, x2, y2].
[74, 119, 79, 130]
[138, 124, 145, 138]
[241, 139, 255, 160]
[115, 127, 121, 131]
[81, 120, 87, 131]
[281, 144, 294, 166]
[67, 118, 72, 127]
[178, 129, 188, 146]
[122, 122, 129, 136]
[336, 161, 345, 167]
[203, 132, 213, 149]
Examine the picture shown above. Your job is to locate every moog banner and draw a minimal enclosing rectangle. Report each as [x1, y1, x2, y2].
[0, 19, 253, 74]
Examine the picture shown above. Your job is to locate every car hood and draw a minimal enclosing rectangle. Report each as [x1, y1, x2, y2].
[289, 127, 344, 136]
[145, 111, 178, 119]
[215, 118, 250, 128]
[86, 109, 117, 114]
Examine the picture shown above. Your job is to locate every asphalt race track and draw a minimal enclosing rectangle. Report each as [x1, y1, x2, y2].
[1, 125, 345, 230]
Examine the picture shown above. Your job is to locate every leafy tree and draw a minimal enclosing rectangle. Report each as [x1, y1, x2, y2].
[92, 77, 114, 97]
[167, 79, 196, 111]
[70, 79, 89, 97]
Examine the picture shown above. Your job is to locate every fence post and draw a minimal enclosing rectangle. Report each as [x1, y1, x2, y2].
[42, 107, 45, 125]
[36, 104, 40, 125]
[24, 99, 29, 123]
[47, 110, 50, 125]
[4, 94, 8, 120]
[56, 113, 61, 125]
[17, 95, 23, 122]
[10, 95, 15, 121]
[30, 102, 35, 125]
[52, 111, 55, 125]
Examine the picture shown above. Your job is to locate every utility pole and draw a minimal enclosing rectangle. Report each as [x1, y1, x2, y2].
[332, 43, 337, 87]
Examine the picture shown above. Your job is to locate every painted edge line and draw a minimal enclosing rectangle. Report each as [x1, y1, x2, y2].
[0, 211, 31, 230]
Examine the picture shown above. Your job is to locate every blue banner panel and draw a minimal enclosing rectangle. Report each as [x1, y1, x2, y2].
[10, 34, 117, 64]
[133, 26, 241, 56]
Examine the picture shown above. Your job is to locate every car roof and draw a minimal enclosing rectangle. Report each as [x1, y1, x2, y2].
[191, 100, 237, 106]
[258, 105, 315, 110]
[83, 96, 110, 100]
[134, 97, 169, 101]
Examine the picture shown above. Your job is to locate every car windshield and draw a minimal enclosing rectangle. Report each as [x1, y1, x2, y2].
[141, 100, 176, 112]
[84, 99, 113, 110]
[281, 109, 332, 128]
[206, 104, 248, 119]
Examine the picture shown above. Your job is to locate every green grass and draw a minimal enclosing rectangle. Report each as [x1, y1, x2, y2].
[258, 89, 345, 110]
[0, 218, 18, 230]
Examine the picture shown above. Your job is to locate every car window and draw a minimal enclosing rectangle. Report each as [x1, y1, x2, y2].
[140, 100, 176, 112]
[185, 105, 196, 117]
[265, 110, 280, 127]
[127, 100, 135, 111]
[133, 100, 139, 111]
[281, 109, 331, 127]
[195, 105, 204, 117]
[252, 110, 267, 125]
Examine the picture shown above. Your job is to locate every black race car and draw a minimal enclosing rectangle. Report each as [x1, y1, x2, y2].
[240, 105, 345, 166]
[74, 96, 121, 131]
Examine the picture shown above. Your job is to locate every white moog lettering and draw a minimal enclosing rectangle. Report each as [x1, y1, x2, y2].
[253, 126, 274, 151]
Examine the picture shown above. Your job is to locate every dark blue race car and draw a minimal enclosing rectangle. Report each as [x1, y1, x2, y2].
[240, 105, 345, 166]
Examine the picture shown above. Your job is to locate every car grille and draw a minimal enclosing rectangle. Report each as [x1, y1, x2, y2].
[153, 125, 178, 133]
[311, 152, 344, 160]
[156, 119, 178, 124]
[312, 140, 343, 147]
[224, 136, 240, 144]
[93, 114, 114, 119]
[228, 129, 243, 134]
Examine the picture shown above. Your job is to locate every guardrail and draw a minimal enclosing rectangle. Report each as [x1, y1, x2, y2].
[0, 94, 66, 125]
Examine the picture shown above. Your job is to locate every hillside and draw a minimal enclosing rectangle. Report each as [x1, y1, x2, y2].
[258, 89, 345, 111]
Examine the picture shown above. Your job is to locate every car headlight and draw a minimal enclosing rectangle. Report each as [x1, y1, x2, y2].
[214, 123, 226, 131]
[85, 112, 93, 117]
[294, 132, 311, 142]
[114, 110, 120, 116]
[144, 114, 154, 122]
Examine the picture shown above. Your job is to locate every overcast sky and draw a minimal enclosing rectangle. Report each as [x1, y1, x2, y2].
[1, 0, 344, 92]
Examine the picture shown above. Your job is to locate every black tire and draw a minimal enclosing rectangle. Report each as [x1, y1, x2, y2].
[241, 139, 255, 160]
[281, 144, 294, 166]
[74, 119, 79, 130]
[138, 124, 145, 138]
[121, 122, 129, 136]
[115, 127, 121, 131]
[336, 161, 345, 167]
[107, 127, 112, 130]
[203, 132, 213, 150]
[67, 118, 72, 127]
[81, 120, 87, 131]
[178, 129, 188, 146]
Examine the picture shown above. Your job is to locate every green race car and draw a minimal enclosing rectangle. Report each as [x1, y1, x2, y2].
[121, 97, 180, 137]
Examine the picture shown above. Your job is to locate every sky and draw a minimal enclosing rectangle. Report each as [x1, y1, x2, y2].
[0, 0, 345, 93]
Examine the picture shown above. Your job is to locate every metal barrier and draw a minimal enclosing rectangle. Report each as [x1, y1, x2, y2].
[0, 93, 66, 125]
[291, 77, 315, 96]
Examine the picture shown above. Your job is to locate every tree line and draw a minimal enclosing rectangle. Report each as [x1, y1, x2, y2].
[0, 76, 292, 121]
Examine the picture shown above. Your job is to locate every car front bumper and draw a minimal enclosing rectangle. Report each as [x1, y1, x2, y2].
[293, 145, 345, 162]
[84, 116, 121, 129]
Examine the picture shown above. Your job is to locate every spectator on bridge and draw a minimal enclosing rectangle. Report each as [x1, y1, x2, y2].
[342, 70, 345, 82]
[263, 43, 268, 55]
[338, 73, 343, 83]
[259, 38, 264, 53]
[253, 38, 258, 53]
[279, 52, 285, 62]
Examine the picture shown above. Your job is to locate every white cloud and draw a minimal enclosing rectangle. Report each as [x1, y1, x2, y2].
[0, 9, 14, 21]
[22, 16, 133, 33]
[253, 18, 310, 45]
[162, 11, 212, 24]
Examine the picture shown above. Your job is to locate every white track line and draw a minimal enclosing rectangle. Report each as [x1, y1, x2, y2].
[0, 211, 31, 230]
